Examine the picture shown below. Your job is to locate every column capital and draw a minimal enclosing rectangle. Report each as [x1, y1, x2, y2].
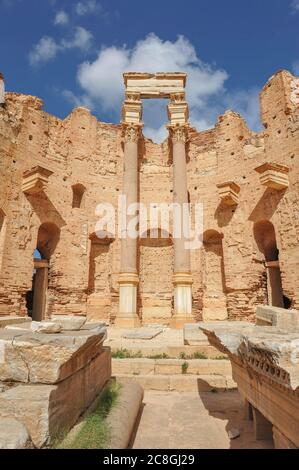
[121, 123, 143, 143]
[167, 124, 190, 144]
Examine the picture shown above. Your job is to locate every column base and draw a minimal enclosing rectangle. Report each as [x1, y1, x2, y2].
[115, 273, 140, 329]
[170, 273, 193, 329]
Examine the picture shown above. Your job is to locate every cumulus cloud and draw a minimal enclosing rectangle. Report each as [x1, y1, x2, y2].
[29, 36, 60, 66]
[291, 0, 299, 12]
[29, 27, 93, 66]
[77, 34, 228, 111]
[54, 10, 69, 26]
[75, 0, 102, 16]
[61, 26, 93, 51]
[68, 33, 262, 141]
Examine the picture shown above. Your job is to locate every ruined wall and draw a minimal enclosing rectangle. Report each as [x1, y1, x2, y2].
[0, 70, 298, 323]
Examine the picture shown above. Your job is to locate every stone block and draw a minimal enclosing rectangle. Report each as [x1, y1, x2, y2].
[0, 348, 111, 448]
[256, 305, 299, 330]
[0, 316, 31, 329]
[0, 326, 106, 384]
[51, 315, 86, 331]
[184, 324, 208, 345]
[0, 417, 31, 449]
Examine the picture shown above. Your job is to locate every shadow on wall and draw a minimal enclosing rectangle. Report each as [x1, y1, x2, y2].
[25, 191, 66, 229]
[249, 188, 287, 222]
[214, 202, 236, 228]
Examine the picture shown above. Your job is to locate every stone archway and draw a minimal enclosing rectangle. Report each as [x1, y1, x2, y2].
[254, 220, 284, 308]
[29, 222, 60, 321]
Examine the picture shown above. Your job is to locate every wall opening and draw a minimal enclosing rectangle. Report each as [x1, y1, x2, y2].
[0, 209, 6, 271]
[27, 223, 60, 321]
[202, 230, 228, 321]
[72, 183, 86, 209]
[254, 220, 286, 308]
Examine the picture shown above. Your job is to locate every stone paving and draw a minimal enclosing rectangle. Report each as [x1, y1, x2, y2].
[132, 390, 274, 449]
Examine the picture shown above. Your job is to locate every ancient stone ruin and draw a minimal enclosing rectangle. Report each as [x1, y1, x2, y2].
[0, 69, 298, 449]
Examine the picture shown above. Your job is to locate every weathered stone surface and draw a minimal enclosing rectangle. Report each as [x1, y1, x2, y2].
[51, 315, 86, 331]
[122, 327, 163, 340]
[184, 324, 207, 345]
[0, 326, 107, 384]
[0, 69, 298, 325]
[199, 321, 299, 447]
[31, 321, 62, 334]
[256, 305, 299, 330]
[0, 348, 111, 448]
[0, 316, 31, 329]
[0, 417, 31, 449]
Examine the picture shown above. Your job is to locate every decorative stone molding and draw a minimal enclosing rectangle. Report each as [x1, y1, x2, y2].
[172, 272, 193, 286]
[255, 162, 290, 190]
[167, 124, 189, 144]
[118, 272, 139, 285]
[216, 181, 241, 206]
[22, 166, 53, 195]
[198, 320, 299, 448]
[121, 123, 143, 143]
[170, 92, 186, 103]
[167, 101, 189, 126]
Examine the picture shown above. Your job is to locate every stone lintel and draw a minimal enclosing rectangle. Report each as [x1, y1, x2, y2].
[123, 72, 187, 99]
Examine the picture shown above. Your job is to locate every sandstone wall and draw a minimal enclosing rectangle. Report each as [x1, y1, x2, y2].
[0, 70, 298, 323]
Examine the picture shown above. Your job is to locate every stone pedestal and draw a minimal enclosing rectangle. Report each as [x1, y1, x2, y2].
[116, 273, 140, 328]
[171, 273, 193, 328]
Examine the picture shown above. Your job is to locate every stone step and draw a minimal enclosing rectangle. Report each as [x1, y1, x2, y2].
[114, 373, 236, 392]
[112, 358, 232, 376]
[108, 344, 223, 359]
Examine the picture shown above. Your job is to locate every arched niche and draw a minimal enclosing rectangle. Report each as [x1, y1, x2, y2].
[202, 229, 228, 321]
[254, 220, 286, 308]
[87, 231, 114, 321]
[72, 183, 86, 209]
[139, 227, 173, 325]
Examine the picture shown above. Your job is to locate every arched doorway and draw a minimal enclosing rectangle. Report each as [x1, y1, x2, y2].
[27, 223, 60, 321]
[254, 220, 285, 308]
[0, 209, 6, 271]
[202, 230, 228, 321]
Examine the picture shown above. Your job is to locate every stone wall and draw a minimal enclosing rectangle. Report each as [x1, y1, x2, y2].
[0, 70, 298, 324]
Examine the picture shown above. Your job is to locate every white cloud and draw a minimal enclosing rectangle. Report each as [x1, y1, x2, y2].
[293, 61, 299, 75]
[29, 36, 60, 66]
[54, 10, 69, 26]
[75, 0, 102, 16]
[291, 0, 299, 12]
[29, 27, 93, 66]
[64, 34, 262, 141]
[76, 33, 228, 132]
[62, 26, 93, 51]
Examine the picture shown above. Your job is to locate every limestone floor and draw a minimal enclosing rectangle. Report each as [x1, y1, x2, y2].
[131, 390, 274, 449]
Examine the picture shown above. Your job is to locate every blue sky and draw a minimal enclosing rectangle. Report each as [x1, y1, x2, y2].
[0, 0, 299, 141]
